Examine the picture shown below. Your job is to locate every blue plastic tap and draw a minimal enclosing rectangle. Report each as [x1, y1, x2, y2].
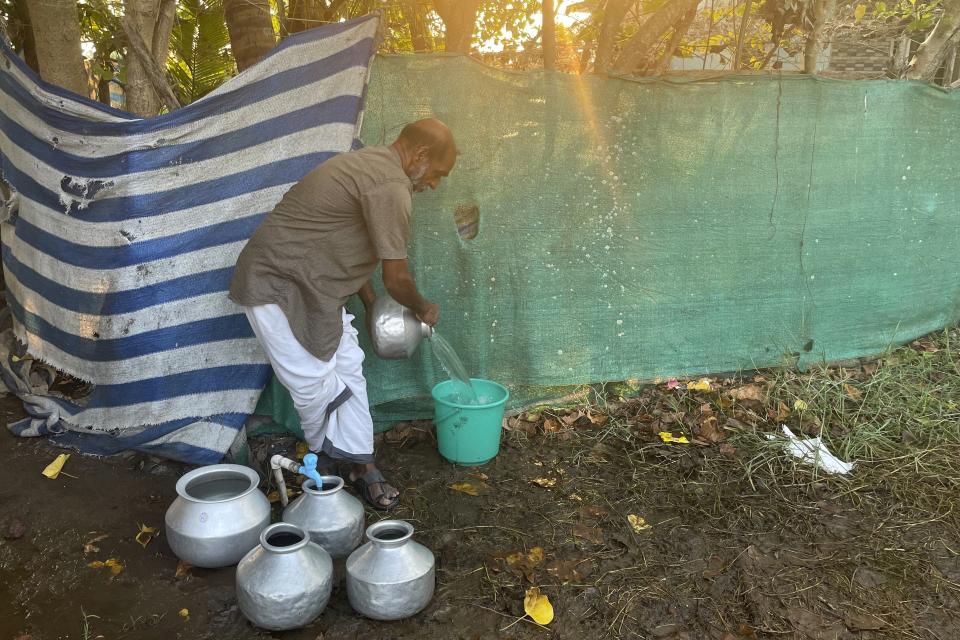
[299, 452, 324, 488]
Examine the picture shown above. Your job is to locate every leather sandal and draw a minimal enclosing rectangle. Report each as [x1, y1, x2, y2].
[351, 468, 400, 511]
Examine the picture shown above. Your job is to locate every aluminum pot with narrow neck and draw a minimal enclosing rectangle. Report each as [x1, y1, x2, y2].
[164, 464, 270, 568]
[369, 295, 432, 359]
[236, 523, 334, 631]
[346, 520, 435, 620]
[282, 475, 364, 558]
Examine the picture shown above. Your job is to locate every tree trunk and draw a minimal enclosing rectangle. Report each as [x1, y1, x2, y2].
[287, 0, 348, 35]
[152, 0, 177, 61]
[97, 76, 113, 106]
[402, 1, 431, 51]
[653, 5, 697, 75]
[11, 0, 40, 73]
[594, 0, 631, 73]
[124, 0, 161, 116]
[803, 0, 836, 74]
[542, 0, 556, 70]
[612, 0, 701, 73]
[121, 15, 180, 112]
[224, 0, 277, 71]
[732, 0, 753, 71]
[906, 0, 960, 81]
[25, 0, 87, 95]
[433, 0, 481, 53]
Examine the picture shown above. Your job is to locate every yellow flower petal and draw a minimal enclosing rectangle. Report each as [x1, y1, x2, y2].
[659, 432, 689, 444]
[794, 399, 808, 411]
[628, 514, 651, 533]
[179, 608, 190, 619]
[135, 523, 157, 548]
[687, 379, 712, 391]
[532, 477, 557, 488]
[89, 558, 124, 576]
[524, 587, 555, 625]
[41, 453, 70, 479]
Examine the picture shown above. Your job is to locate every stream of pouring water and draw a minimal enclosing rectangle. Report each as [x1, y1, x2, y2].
[429, 332, 479, 404]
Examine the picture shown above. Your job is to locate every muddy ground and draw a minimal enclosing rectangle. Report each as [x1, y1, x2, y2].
[2, 346, 960, 640]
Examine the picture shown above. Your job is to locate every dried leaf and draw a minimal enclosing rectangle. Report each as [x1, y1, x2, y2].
[450, 482, 479, 496]
[579, 505, 609, 519]
[773, 401, 791, 421]
[842, 383, 862, 399]
[719, 443, 738, 458]
[587, 412, 609, 426]
[627, 514, 651, 533]
[572, 524, 604, 545]
[295, 441, 310, 459]
[728, 384, 766, 402]
[470, 471, 489, 481]
[561, 411, 582, 426]
[546, 558, 590, 582]
[531, 477, 557, 488]
[83, 533, 108, 555]
[567, 493, 583, 502]
[523, 587, 554, 625]
[659, 431, 689, 444]
[175, 561, 192, 579]
[697, 417, 727, 443]
[41, 453, 70, 480]
[135, 523, 157, 549]
[542, 418, 563, 433]
[687, 378, 712, 392]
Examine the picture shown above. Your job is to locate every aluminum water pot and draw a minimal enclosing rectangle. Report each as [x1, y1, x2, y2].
[236, 523, 334, 631]
[346, 520, 435, 620]
[164, 464, 270, 568]
[282, 476, 365, 558]
[370, 295, 432, 359]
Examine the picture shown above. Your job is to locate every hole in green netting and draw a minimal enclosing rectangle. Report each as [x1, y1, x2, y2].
[454, 203, 479, 240]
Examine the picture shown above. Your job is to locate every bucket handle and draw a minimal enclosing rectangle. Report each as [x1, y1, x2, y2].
[435, 406, 464, 425]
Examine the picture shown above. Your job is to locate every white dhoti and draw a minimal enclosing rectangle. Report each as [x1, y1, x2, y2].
[244, 303, 374, 462]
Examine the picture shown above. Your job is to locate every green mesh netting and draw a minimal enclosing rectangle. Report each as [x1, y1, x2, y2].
[254, 54, 960, 435]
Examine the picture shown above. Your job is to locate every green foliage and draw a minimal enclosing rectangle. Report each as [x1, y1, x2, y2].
[168, 0, 236, 104]
[475, 0, 541, 51]
[78, 0, 123, 97]
[872, 0, 941, 32]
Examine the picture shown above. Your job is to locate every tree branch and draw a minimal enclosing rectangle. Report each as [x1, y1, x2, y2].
[653, 5, 697, 75]
[594, 0, 631, 73]
[611, 0, 700, 74]
[542, 0, 556, 70]
[151, 0, 176, 62]
[732, 0, 753, 71]
[803, 0, 837, 74]
[121, 15, 180, 112]
[906, 0, 960, 81]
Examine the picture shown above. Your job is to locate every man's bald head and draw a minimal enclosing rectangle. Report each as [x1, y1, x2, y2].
[395, 118, 457, 162]
[392, 118, 457, 192]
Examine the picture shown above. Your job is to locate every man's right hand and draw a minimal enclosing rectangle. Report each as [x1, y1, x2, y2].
[416, 302, 440, 327]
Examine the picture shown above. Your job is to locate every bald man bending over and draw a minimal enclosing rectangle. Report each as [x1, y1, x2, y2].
[230, 119, 457, 510]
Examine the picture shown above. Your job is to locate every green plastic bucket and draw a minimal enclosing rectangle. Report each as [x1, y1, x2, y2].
[431, 379, 509, 466]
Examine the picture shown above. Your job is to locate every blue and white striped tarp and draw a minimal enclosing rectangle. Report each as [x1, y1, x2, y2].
[0, 15, 380, 464]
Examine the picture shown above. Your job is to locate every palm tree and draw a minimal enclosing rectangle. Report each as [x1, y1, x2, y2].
[168, 0, 235, 104]
[223, 0, 275, 71]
